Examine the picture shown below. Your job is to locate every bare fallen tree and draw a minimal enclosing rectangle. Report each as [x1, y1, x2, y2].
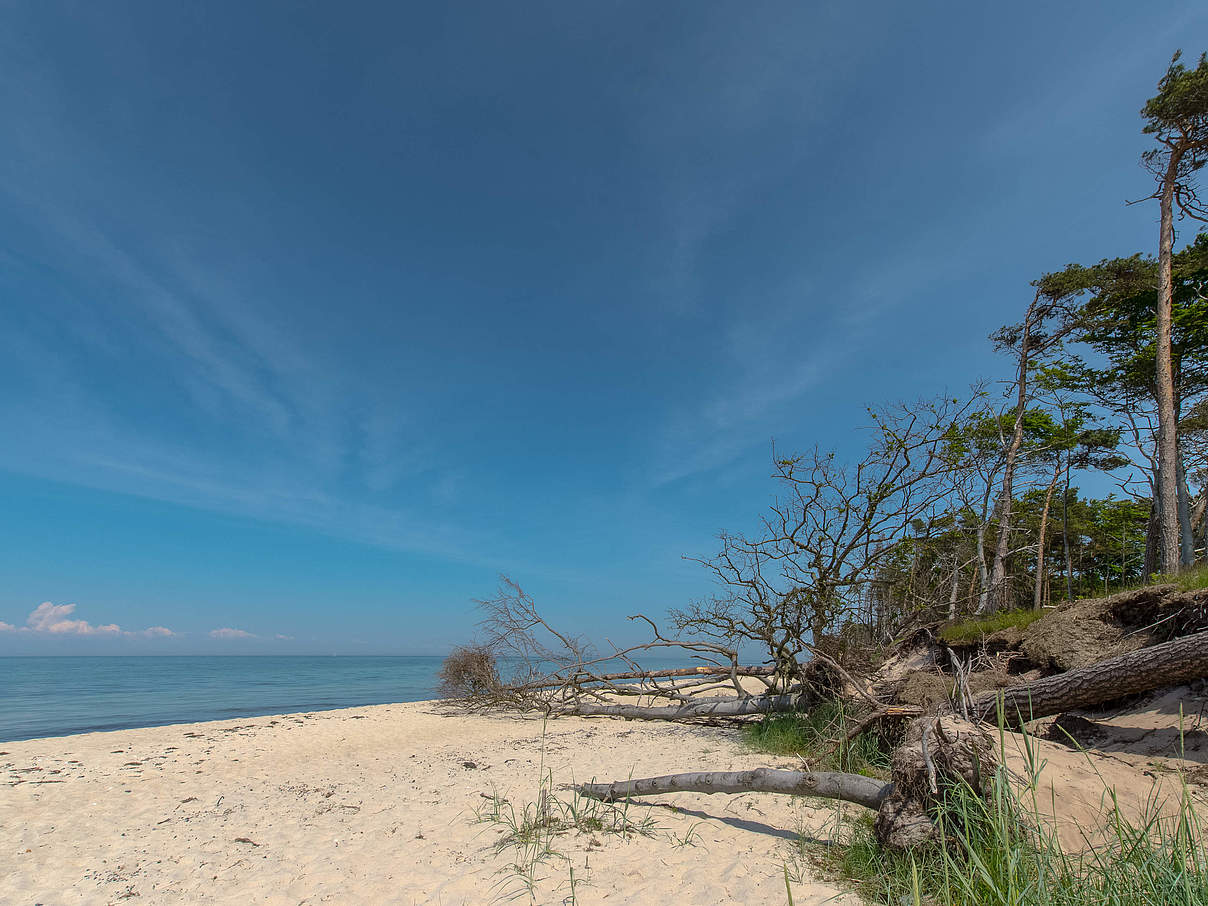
[442, 577, 838, 717]
[578, 629, 1208, 848]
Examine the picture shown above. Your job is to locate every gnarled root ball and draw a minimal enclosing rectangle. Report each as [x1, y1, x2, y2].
[873, 716, 996, 850]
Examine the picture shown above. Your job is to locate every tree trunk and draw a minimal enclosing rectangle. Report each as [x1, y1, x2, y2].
[947, 559, 961, 622]
[567, 693, 809, 721]
[1145, 484, 1161, 578]
[971, 628, 1208, 726]
[576, 633, 1208, 851]
[578, 767, 892, 811]
[976, 513, 992, 614]
[1033, 459, 1062, 611]
[580, 715, 996, 851]
[1062, 451, 1074, 602]
[1156, 149, 1183, 574]
[1178, 452, 1195, 567]
[989, 290, 1042, 613]
[518, 665, 774, 690]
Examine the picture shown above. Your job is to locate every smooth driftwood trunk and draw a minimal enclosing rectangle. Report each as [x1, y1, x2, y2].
[518, 665, 774, 690]
[579, 767, 892, 811]
[578, 715, 993, 850]
[568, 693, 807, 721]
[971, 628, 1208, 726]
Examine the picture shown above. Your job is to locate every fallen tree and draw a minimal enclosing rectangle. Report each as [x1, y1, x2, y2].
[581, 714, 993, 849]
[579, 766, 892, 811]
[579, 628, 1208, 848]
[443, 577, 849, 715]
[971, 626, 1208, 726]
[570, 693, 812, 721]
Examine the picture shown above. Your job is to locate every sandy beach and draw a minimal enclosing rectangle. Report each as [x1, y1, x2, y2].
[1, 702, 860, 905]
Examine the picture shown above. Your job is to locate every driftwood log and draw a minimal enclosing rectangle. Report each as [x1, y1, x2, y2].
[518, 665, 776, 690]
[579, 767, 891, 810]
[571, 693, 811, 721]
[579, 629, 1208, 848]
[581, 714, 991, 849]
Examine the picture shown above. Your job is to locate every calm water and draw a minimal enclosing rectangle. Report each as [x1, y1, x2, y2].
[0, 655, 702, 742]
[0, 656, 449, 742]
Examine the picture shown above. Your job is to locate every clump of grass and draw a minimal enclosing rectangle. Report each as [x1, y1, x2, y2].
[477, 770, 657, 901]
[1173, 563, 1208, 593]
[819, 733, 1208, 906]
[939, 608, 1045, 645]
[744, 699, 892, 778]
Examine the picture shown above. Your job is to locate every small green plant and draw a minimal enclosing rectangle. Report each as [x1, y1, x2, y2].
[939, 608, 1045, 645]
[477, 721, 657, 903]
[668, 821, 702, 849]
[743, 699, 892, 778]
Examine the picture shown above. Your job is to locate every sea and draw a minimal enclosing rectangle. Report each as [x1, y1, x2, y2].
[0, 654, 701, 743]
[0, 656, 450, 743]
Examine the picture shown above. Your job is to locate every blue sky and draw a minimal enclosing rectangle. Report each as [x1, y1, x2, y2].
[1, 2, 1204, 654]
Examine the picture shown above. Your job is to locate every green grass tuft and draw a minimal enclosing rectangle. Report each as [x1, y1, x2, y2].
[1173, 563, 1208, 592]
[743, 700, 892, 778]
[939, 608, 1045, 644]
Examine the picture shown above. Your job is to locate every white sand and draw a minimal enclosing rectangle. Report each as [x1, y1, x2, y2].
[1, 703, 859, 905]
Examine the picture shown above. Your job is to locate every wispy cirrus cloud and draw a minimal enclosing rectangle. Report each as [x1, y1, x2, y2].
[209, 627, 255, 640]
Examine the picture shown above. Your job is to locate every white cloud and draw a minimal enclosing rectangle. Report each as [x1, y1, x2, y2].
[274, 633, 295, 641]
[2, 602, 176, 638]
[26, 601, 121, 636]
[209, 627, 255, 640]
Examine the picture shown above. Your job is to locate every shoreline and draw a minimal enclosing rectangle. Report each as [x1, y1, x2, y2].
[1, 698, 857, 905]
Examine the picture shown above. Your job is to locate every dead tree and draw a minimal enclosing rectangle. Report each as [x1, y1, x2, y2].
[677, 395, 981, 673]
[446, 577, 813, 715]
[579, 630, 1208, 848]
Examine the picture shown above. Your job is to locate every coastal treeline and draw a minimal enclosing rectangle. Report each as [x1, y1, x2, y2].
[672, 51, 1208, 666]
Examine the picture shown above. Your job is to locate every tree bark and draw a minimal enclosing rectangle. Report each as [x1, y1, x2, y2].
[578, 767, 892, 811]
[988, 290, 1042, 613]
[1062, 451, 1074, 602]
[1156, 148, 1183, 574]
[971, 628, 1208, 726]
[947, 558, 961, 622]
[518, 665, 774, 690]
[568, 693, 809, 721]
[1033, 458, 1062, 610]
[1178, 452, 1196, 567]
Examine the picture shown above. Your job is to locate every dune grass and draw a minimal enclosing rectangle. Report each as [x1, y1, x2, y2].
[819, 730, 1208, 906]
[744, 700, 892, 778]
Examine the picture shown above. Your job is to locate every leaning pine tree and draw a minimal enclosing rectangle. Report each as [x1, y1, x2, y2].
[1141, 49, 1208, 573]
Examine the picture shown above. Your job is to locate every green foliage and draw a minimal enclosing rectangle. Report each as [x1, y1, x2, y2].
[743, 700, 892, 778]
[1142, 50, 1208, 138]
[1038, 234, 1208, 410]
[938, 608, 1045, 644]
